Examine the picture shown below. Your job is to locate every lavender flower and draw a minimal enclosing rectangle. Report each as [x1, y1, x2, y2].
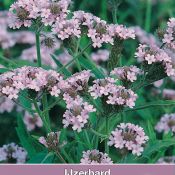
[110, 66, 141, 83]
[23, 111, 43, 131]
[135, 44, 175, 76]
[155, 113, 175, 133]
[91, 49, 109, 63]
[0, 97, 15, 113]
[108, 123, 149, 156]
[63, 94, 96, 132]
[39, 132, 66, 151]
[157, 156, 175, 164]
[0, 143, 27, 163]
[80, 150, 113, 164]
[89, 78, 137, 108]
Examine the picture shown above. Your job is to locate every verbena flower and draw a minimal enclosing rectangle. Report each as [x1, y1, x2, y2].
[157, 156, 175, 164]
[23, 111, 43, 131]
[80, 150, 113, 164]
[110, 66, 141, 83]
[135, 44, 175, 76]
[91, 49, 109, 63]
[0, 143, 27, 163]
[8, 0, 71, 29]
[0, 97, 15, 113]
[155, 113, 175, 133]
[63, 94, 96, 132]
[0, 66, 65, 99]
[162, 18, 175, 50]
[108, 123, 149, 156]
[89, 78, 137, 108]
[39, 131, 66, 151]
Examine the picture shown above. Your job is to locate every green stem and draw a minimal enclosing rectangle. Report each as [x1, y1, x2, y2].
[42, 94, 51, 131]
[112, 8, 117, 24]
[75, 38, 82, 71]
[33, 100, 50, 133]
[84, 130, 92, 149]
[35, 33, 42, 67]
[55, 151, 67, 163]
[145, 0, 152, 32]
[125, 100, 175, 112]
[90, 128, 108, 138]
[58, 43, 91, 73]
[105, 117, 109, 154]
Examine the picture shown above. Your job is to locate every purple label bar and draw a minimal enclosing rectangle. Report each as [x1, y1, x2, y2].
[0, 165, 174, 175]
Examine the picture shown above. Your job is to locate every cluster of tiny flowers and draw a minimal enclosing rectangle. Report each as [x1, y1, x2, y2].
[8, 0, 71, 29]
[135, 44, 175, 76]
[72, 11, 135, 48]
[89, 78, 137, 108]
[23, 111, 43, 131]
[63, 93, 96, 132]
[0, 11, 35, 49]
[0, 66, 66, 99]
[39, 132, 66, 151]
[80, 150, 113, 164]
[108, 123, 149, 156]
[110, 66, 141, 83]
[91, 49, 109, 63]
[0, 143, 27, 163]
[155, 113, 175, 133]
[157, 156, 175, 164]
[65, 70, 91, 92]
[52, 18, 81, 40]
[0, 97, 15, 113]
[131, 26, 158, 46]
[162, 18, 175, 50]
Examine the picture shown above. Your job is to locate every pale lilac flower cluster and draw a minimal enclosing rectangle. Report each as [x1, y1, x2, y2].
[162, 89, 175, 100]
[135, 44, 175, 76]
[65, 70, 91, 92]
[72, 11, 135, 48]
[162, 18, 175, 50]
[91, 49, 109, 63]
[157, 156, 175, 164]
[0, 143, 27, 163]
[80, 150, 113, 164]
[40, 0, 71, 26]
[21, 45, 57, 68]
[63, 94, 96, 132]
[39, 131, 66, 149]
[23, 111, 43, 131]
[0, 97, 15, 113]
[110, 66, 141, 83]
[108, 123, 149, 156]
[52, 19, 81, 40]
[155, 113, 175, 133]
[131, 26, 158, 46]
[89, 78, 137, 108]
[8, 0, 71, 29]
[0, 11, 35, 49]
[0, 66, 65, 99]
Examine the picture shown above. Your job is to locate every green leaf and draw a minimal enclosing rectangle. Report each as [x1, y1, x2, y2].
[27, 151, 54, 163]
[143, 139, 175, 158]
[79, 57, 105, 78]
[51, 54, 72, 77]
[16, 115, 37, 158]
